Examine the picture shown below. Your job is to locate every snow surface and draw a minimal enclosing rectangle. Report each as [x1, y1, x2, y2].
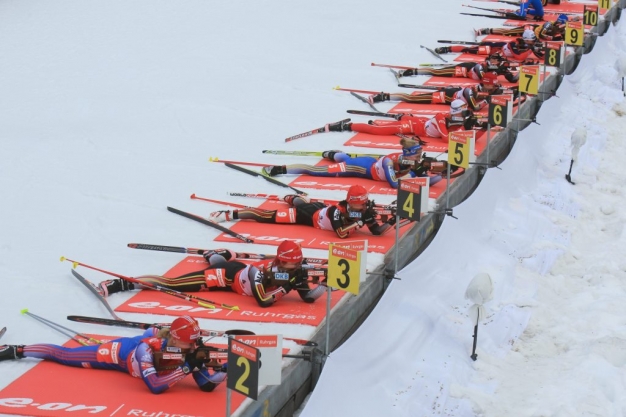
[1, 1, 625, 416]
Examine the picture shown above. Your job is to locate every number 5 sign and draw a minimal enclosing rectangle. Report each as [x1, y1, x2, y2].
[448, 130, 475, 169]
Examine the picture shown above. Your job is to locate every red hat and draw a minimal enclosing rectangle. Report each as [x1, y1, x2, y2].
[276, 240, 303, 263]
[346, 185, 368, 205]
[170, 316, 201, 343]
[481, 72, 499, 86]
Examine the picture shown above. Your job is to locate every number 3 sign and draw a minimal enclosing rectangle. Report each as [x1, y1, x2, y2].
[327, 244, 363, 295]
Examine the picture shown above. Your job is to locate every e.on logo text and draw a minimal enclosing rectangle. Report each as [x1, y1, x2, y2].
[0, 397, 106, 413]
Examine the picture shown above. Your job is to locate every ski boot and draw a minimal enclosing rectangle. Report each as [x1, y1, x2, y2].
[283, 194, 310, 206]
[368, 92, 390, 104]
[0, 345, 24, 361]
[261, 165, 287, 177]
[98, 279, 135, 297]
[208, 210, 232, 223]
[325, 119, 352, 132]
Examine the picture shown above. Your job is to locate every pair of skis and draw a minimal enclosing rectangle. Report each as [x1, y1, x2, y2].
[63, 257, 240, 311]
[284, 118, 351, 143]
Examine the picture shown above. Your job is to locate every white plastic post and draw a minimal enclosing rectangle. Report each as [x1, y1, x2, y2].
[465, 272, 494, 361]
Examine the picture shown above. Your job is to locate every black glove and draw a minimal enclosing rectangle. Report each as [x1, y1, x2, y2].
[185, 349, 207, 372]
[463, 117, 477, 130]
[280, 280, 293, 293]
[362, 207, 377, 224]
[387, 215, 397, 226]
[292, 267, 306, 286]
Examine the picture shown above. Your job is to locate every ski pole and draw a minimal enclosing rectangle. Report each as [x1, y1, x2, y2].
[208, 157, 270, 167]
[22, 309, 103, 345]
[127, 243, 275, 259]
[190, 193, 248, 208]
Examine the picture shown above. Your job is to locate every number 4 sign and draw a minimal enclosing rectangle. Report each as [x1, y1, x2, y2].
[397, 177, 429, 221]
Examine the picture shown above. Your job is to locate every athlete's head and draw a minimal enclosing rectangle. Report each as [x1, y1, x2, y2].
[399, 137, 422, 164]
[274, 240, 303, 272]
[485, 53, 504, 67]
[522, 29, 537, 43]
[346, 185, 369, 213]
[480, 72, 501, 91]
[169, 315, 201, 350]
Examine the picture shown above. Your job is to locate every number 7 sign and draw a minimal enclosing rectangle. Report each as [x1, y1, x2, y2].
[519, 66, 540, 95]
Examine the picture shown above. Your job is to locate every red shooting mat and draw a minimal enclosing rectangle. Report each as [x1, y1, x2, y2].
[116, 255, 345, 326]
[344, 131, 451, 152]
[344, 121, 491, 155]
[213, 200, 412, 254]
[0, 335, 246, 417]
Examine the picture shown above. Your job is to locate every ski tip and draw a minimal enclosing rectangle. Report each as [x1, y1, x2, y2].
[190, 193, 196, 199]
[59, 256, 66, 262]
[208, 156, 218, 162]
[332, 85, 340, 90]
[20, 308, 28, 315]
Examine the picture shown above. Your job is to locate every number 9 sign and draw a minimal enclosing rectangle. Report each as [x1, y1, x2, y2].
[565, 21, 584, 46]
